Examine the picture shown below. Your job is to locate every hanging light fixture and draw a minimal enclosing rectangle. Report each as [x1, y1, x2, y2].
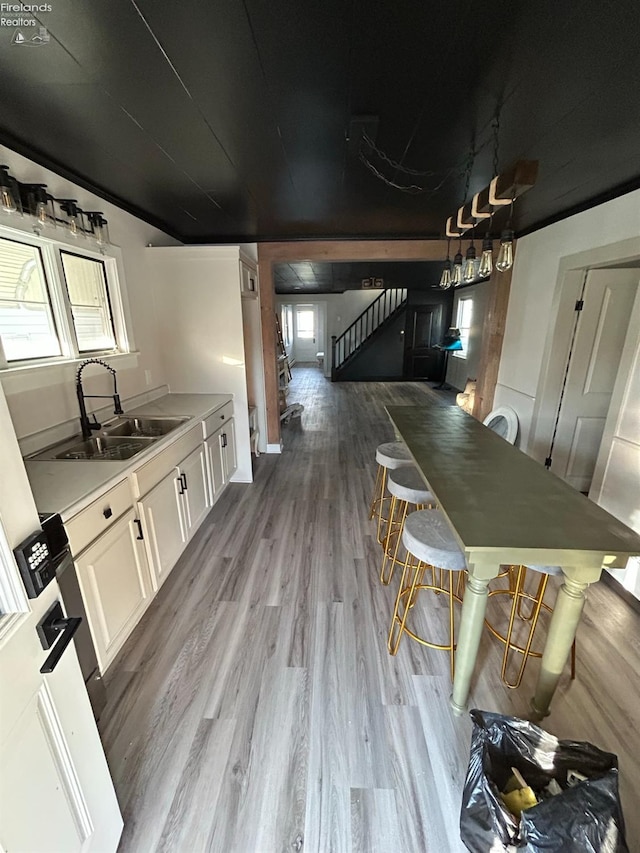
[0, 166, 19, 214]
[439, 238, 452, 289]
[452, 239, 463, 286]
[463, 236, 477, 283]
[478, 233, 493, 278]
[496, 229, 514, 272]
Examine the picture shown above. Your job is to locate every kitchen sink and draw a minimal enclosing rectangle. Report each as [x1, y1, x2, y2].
[101, 416, 190, 438]
[26, 415, 191, 462]
[49, 435, 157, 461]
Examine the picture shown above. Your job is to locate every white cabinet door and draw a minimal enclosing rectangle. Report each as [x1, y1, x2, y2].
[180, 444, 209, 535]
[138, 467, 186, 591]
[206, 430, 225, 504]
[74, 509, 152, 672]
[221, 418, 237, 482]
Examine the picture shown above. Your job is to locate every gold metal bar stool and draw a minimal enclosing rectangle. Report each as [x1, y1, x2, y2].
[388, 509, 467, 681]
[485, 564, 577, 689]
[369, 441, 413, 545]
[380, 466, 435, 585]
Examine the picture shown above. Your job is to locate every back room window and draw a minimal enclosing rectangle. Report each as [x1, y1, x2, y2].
[0, 237, 61, 362]
[61, 251, 116, 352]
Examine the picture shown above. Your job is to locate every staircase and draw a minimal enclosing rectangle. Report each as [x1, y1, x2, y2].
[331, 288, 407, 380]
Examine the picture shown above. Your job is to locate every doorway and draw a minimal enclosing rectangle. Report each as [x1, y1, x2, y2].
[403, 303, 446, 379]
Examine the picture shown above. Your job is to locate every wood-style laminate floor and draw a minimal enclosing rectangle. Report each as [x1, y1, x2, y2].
[100, 368, 640, 853]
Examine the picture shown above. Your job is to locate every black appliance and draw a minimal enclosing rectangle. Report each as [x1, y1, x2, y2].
[38, 512, 107, 719]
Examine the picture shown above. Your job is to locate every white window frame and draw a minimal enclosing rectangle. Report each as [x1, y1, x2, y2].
[0, 220, 137, 384]
[453, 296, 473, 359]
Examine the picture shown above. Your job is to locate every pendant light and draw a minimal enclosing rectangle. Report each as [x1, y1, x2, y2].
[439, 238, 452, 289]
[452, 237, 463, 285]
[496, 229, 514, 272]
[463, 237, 477, 283]
[478, 234, 493, 278]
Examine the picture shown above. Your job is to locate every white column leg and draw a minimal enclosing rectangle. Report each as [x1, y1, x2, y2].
[531, 575, 588, 718]
[450, 573, 491, 715]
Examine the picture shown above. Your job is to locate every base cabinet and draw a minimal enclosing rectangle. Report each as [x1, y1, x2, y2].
[206, 419, 237, 504]
[74, 509, 152, 672]
[138, 468, 185, 591]
[222, 419, 237, 482]
[180, 444, 209, 534]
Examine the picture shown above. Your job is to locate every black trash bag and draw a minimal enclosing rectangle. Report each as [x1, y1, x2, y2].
[460, 709, 629, 853]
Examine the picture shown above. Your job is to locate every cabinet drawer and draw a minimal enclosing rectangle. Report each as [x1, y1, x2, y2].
[203, 402, 234, 438]
[65, 478, 133, 557]
[132, 424, 202, 497]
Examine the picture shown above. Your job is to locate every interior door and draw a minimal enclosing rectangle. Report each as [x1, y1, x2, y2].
[0, 384, 122, 853]
[294, 304, 318, 362]
[550, 269, 639, 490]
[403, 303, 445, 379]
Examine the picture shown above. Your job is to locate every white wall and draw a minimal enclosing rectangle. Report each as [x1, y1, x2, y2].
[446, 280, 491, 392]
[0, 144, 178, 447]
[147, 246, 253, 483]
[495, 189, 640, 452]
[276, 290, 381, 376]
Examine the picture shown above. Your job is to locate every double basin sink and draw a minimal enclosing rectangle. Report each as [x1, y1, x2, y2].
[29, 416, 190, 462]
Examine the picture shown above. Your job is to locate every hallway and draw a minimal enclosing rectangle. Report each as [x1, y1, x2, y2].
[99, 367, 640, 852]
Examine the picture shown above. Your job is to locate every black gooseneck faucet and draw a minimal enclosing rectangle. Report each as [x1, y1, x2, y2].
[76, 358, 124, 439]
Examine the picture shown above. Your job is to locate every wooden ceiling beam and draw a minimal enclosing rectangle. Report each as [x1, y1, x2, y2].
[453, 159, 539, 234]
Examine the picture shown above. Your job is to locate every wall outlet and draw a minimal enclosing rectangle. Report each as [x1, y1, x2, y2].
[144, 369, 152, 386]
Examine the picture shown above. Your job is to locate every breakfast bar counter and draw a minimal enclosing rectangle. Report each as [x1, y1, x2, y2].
[385, 404, 640, 717]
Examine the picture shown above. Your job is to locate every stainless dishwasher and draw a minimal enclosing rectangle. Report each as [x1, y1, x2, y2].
[39, 512, 107, 720]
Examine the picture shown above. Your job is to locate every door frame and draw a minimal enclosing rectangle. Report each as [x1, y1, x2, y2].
[529, 236, 640, 467]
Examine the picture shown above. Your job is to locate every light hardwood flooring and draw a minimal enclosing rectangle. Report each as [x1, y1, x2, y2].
[99, 368, 640, 852]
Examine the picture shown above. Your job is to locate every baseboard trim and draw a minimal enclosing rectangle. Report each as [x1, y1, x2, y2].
[602, 570, 640, 615]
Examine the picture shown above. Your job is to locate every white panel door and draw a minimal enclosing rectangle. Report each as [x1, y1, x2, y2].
[551, 269, 639, 490]
[0, 582, 123, 853]
[294, 304, 318, 361]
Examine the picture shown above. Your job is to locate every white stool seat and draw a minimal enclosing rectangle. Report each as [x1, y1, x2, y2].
[403, 509, 466, 571]
[525, 564, 562, 576]
[388, 466, 434, 505]
[375, 441, 412, 469]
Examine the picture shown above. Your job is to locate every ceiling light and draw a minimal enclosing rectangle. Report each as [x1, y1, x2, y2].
[496, 229, 514, 272]
[439, 238, 452, 289]
[0, 165, 19, 214]
[452, 249, 463, 286]
[463, 242, 477, 283]
[478, 235, 493, 278]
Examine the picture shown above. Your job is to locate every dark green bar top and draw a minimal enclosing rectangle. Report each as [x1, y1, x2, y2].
[385, 404, 640, 570]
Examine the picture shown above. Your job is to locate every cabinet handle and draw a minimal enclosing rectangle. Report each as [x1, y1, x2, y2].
[220, 413, 225, 420]
[221, 432, 227, 448]
[181, 473, 188, 491]
[177, 476, 184, 495]
[103, 507, 113, 519]
[134, 518, 144, 540]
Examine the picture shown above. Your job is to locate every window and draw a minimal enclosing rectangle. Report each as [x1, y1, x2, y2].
[454, 297, 473, 359]
[61, 252, 116, 352]
[0, 228, 124, 368]
[280, 305, 293, 348]
[0, 238, 60, 362]
[295, 306, 315, 339]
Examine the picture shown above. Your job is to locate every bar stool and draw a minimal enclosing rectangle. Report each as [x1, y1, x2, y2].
[387, 509, 467, 681]
[380, 466, 435, 585]
[485, 564, 577, 689]
[369, 441, 413, 544]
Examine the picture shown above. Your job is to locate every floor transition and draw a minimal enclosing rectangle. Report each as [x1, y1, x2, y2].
[99, 367, 640, 853]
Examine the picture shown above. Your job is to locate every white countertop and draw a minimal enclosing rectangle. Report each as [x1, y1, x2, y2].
[25, 393, 232, 520]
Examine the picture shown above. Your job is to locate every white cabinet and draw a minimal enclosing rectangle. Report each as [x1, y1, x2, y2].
[205, 418, 237, 505]
[74, 508, 152, 672]
[138, 443, 210, 590]
[180, 444, 209, 534]
[137, 468, 185, 591]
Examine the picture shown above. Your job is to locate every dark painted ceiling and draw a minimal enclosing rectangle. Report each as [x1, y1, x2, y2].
[275, 261, 444, 293]
[0, 0, 639, 243]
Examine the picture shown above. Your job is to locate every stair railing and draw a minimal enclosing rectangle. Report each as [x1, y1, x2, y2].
[331, 287, 407, 378]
